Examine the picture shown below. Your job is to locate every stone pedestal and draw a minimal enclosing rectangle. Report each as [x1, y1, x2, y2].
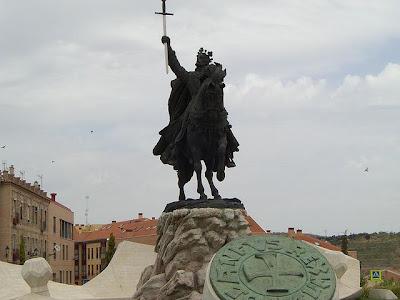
[133, 200, 250, 300]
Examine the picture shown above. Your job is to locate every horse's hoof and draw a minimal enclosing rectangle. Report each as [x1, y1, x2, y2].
[217, 171, 225, 181]
[199, 194, 207, 200]
[214, 195, 222, 200]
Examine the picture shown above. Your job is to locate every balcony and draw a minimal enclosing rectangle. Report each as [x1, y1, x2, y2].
[12, 213, 20, 226]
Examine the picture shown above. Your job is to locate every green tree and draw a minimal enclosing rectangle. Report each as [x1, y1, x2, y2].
[19, 236, 26, 265]
[341, 234, 348, 255]
[105, 233, 116, 267]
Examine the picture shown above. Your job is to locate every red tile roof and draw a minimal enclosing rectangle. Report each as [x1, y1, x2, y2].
[75, 214, 266, 244]
[245, 215, 266, 235]
[74, 218, 157, 243]
[293, 233, 341, 251]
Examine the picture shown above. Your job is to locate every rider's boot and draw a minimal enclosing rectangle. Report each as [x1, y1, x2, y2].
[226, 158, 236, 168]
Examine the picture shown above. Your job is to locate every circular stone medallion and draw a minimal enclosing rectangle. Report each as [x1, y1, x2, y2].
[209, 235, 336, 300]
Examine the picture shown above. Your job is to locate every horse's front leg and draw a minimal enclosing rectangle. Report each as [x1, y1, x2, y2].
[205, 164, 221, 199]
[193, 159, 207, 200]
[217, 135, 227, 182]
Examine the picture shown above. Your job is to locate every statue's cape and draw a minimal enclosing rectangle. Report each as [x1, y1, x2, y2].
[168, 78, 191, 123]
[159, 77, 191, 144]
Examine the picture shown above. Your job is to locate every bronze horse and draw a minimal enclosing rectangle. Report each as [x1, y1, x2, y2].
[175, 64, 228, 200]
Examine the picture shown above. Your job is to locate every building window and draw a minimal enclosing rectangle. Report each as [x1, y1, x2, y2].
[59, 220, 73, 239]
[13, 200, 16, 214]
[91, 248, 93, 260]
[62, 245, 65, 260]
[66, 245, 68, 260]
[53, 243, 57, 260]
[34, 207, 38, 225]
[53, 217, 56, 233]
[60, 271, 62, 283]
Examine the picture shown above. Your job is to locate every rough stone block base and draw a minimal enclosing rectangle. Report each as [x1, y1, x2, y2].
[133, 206, 250, 300]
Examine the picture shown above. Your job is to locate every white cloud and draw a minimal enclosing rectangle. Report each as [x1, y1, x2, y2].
[334, 63, 400, 108]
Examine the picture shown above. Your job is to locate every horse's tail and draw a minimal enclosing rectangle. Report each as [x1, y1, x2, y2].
[177, 159, 194, 185]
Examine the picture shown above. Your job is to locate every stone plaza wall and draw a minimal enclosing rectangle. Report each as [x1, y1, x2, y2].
[0, 241, 156, 300]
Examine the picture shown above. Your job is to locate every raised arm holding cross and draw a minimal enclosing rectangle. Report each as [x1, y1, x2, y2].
[155, 0, 173, 74]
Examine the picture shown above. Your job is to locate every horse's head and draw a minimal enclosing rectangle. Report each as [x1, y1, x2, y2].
[205, 63, 226, 87]
[199, 63, 226, 112]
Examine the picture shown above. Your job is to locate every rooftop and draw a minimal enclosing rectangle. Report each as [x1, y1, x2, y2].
[74, 216, 158, 243]
[74, 213, 266, 244]
[287, 228, 341, 251]
[0, 165, 72, 212]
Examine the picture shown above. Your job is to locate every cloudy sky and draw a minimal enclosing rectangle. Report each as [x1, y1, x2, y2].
[1, 0, 399, 235]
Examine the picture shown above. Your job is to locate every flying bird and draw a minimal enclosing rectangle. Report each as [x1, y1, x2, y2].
[90, 130, 94, 134]
[1, 145, 6, 149]
[364, 167, 368, 172]
[51, 160, 55, 163]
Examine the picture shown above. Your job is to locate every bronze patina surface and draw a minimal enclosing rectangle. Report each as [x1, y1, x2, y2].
[210, 235, 336, 300]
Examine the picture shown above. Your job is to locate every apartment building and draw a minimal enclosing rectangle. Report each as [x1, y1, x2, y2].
[74, 213, 157, 285]
[48, 192, 74, 284]
[0, 165, 74, 284]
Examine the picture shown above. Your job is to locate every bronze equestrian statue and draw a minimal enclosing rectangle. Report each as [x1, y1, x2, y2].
[153, 36, 239, 200]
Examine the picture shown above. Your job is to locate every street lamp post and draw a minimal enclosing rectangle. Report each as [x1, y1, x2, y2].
[5, 246, 9, 262]
[47, 244, 60, 259]
[32, 248, 39, 258]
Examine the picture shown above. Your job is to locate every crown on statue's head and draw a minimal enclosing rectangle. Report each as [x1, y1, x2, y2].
[196, 48, 213, 67]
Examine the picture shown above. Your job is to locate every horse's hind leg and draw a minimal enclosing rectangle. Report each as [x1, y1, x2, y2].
[178, 172, 186, 201]
[194, 160, 207, 200]
[178, 166, 194, 201]
[205, 166, 221, 199]
[177, 151, 194, 201]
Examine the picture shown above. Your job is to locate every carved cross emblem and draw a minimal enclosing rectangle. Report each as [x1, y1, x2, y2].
[243, 252, 305, 293]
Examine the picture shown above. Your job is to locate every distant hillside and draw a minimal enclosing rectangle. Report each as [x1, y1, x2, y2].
[325, 232, 400, 273]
